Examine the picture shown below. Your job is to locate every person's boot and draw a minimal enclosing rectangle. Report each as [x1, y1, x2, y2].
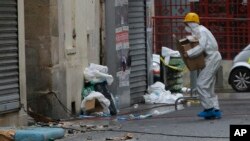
[213, 109, 222, 119]
[197, 108, 216, 119]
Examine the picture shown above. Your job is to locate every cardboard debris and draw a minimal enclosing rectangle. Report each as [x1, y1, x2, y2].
[85, 98, 104, 113]
[176, 36, 205, 71]
[28, 108, 56, 123]
[0, 130, 15, 141]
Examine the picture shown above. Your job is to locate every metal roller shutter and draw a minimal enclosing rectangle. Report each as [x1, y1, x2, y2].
[128, 0, 147, 104]
[0, 0, 20, 114]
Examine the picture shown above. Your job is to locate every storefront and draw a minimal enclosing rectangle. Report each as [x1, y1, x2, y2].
[128, 0, 149, 104]
[105, 0, 149, 107]
[0, 0, 27, 126]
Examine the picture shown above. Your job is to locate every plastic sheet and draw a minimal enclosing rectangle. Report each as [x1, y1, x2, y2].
[144, 82, 183, 104]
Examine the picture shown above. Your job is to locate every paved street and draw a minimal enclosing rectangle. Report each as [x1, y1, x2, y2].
[57, 92, 250, 141]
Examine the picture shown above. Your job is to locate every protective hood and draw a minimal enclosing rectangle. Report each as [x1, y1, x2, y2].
[187, 23, 199, 29]
[187, 23, 200, 38]
[185, 23, 199, 34]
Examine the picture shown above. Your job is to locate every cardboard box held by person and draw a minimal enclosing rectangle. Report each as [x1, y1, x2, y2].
[175, 35, 205, 71]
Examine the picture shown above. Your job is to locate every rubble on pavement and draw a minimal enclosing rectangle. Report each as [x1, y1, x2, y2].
[106, 133, 134, 141]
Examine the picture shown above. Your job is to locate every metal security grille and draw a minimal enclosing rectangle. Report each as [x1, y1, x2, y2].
[191, 0, 250, 59]
[128, 0, 147, 104]
[0, 0, 20, 114]
[153, 0, 250, 60]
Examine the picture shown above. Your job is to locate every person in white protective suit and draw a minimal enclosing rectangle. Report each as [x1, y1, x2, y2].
[183, 12, 222, 119]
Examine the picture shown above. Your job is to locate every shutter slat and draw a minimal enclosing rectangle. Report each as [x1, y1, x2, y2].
[129, 0, 147, 104]
[0, 0, 20, 113]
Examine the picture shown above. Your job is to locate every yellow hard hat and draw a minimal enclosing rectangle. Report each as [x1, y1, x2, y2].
[184, 12, 200, 24]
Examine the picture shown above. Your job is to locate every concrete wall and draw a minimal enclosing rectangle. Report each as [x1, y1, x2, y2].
[182, 60, 234, 92]
[0, 0, 28, 127]
[25, 0, 100, 119]
[25, 0, 64, 119]
[220, 60, 234, 90]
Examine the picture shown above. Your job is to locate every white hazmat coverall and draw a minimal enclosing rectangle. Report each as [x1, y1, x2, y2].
[186, 23, 222, 110]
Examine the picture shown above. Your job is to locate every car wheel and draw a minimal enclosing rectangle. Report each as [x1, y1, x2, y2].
[229, 67, 250, 92]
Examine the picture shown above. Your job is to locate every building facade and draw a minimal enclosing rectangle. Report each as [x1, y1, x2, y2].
[1, 0, 150, 125]
[25, 0, 101, 119]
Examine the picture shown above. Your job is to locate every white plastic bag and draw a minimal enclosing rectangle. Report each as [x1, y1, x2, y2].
[161, 46, 181, 57]
[147, 81, 166, 94]
[84, 64, 114, 85]
[89, 63, 108, 73]
[144, 82, 183, 104]
[81, 91, 110, 114]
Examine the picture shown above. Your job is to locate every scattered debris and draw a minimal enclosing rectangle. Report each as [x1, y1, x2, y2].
[28, 108, 57, 123]
[67, 129, 74, 134]
[181, 87, 191, 94]
[106, 133, 134, 141]
[129, 114, 152, 120]
[133, 104, 138, 109]
[87, 136, 93, 140]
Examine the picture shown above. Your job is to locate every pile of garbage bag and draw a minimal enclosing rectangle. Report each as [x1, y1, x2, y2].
[82, 63, 117, 116]
[161, 47, 186, 71]
[166, 68, 183, 93]
[161, 47, 185, 93]
[143, 82, 183, 104]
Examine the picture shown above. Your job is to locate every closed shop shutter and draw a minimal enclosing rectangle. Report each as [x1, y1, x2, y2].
[128, 0, 147, 104]
[0, 0, 20, 114]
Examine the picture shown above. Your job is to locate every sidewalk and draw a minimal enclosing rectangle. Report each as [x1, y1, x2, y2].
[118, 91, 248, 117]
[57, 91, 250, 141]
[1, 91, 247, 141]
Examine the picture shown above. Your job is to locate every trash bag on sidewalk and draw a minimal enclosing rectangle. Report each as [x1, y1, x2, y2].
[94, 81, 117, 115]
[144, 82, 183, 104]
[161, 47, 185, 93]
[82, 64, 117, 115]
[84, 64, 113, 85]
[166, 69, 184, 93]
[81, 91, 110, 115]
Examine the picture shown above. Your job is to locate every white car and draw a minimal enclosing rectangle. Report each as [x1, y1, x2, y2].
[228, 44, 250, 92]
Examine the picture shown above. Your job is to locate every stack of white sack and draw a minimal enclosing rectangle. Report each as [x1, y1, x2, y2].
[144, 82, 183, 104]
[161, 47, 181, 65]
[81, 91, 110, 114]
[84, 63, 113, 85]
